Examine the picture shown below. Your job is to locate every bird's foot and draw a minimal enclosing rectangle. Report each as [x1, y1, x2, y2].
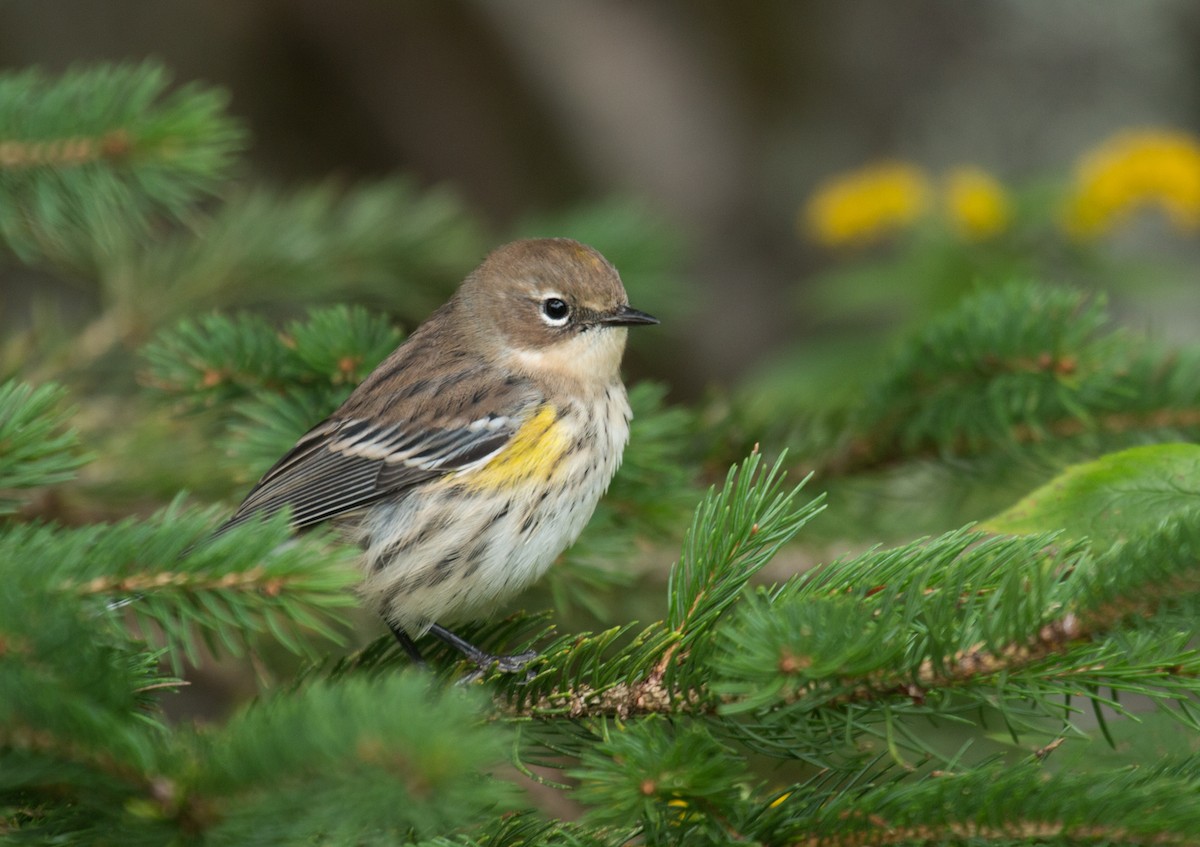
[387, 620, 539, 680]
[457, 648, 540, 685]
[482, 648, 539, 674]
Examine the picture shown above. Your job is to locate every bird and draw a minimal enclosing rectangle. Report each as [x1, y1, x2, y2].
[215, 238, 658, 672]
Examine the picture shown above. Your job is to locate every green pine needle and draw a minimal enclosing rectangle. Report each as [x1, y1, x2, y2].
[188, 673, 516, 844]
[0, 60, 244, 268]
[0, 379, 89, 512]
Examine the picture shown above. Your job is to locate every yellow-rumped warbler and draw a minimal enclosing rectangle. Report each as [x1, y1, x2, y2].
[217, 238, 657, 671]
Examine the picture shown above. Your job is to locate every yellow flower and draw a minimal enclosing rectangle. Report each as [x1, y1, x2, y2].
[1064, 129, 1200, 238]
[943, 166, 1011, 240]
[803, 162, 932, 247]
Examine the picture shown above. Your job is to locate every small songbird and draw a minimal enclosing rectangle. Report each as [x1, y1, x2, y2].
[216, 238, 658, 671]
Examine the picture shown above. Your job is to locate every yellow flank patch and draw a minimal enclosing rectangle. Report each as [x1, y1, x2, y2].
[463, 404, 568, 490]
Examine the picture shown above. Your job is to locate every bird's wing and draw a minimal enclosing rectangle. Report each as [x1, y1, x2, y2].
[215, 393, 540, 536]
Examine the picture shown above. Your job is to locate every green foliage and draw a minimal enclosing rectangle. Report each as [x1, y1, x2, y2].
[827, 282, 1169, 470]
[4, 666, 515, 845]
[737, 281, 1200, 542]
[752, 281, 1200, 465]
[143, 303, 403, 403]
[0, 379, 88, 512]
[1, 62, 491, 377]
[191, 674, 515, 845]
[0, 60, 244, 268]
[0, 571, 168, 778]
[985, 442, 1200, 547]
[705, 497, 1200, 761]
[118, 179, 487, 329]
[852, 284, 1118, 457]
[0, 502, 358, 671]
[778, 758, 1200, 846]
[572, 719, 749, 841]
[666, 452, 821, 660]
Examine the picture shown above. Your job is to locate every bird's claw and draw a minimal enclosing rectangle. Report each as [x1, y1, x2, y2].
[457, 649, 540, 685]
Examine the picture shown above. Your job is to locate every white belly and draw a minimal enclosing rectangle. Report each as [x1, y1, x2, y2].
[353, 383, 632, 633]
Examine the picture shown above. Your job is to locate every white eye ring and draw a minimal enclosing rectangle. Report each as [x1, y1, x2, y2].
[540, 295, 571, 327]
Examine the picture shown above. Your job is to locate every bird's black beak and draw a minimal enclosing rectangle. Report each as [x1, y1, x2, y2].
[600, 304, 659, 327]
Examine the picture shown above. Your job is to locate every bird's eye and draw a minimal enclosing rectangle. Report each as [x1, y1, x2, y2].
[540, 297, 571, 326]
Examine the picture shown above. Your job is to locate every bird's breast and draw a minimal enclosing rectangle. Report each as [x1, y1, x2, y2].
[356, 380, 633, 631]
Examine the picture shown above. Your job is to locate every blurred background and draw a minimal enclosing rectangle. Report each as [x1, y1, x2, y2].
[5, 0, 1200, 398]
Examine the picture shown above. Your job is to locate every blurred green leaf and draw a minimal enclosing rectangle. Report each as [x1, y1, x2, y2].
[984, 443, 1200, 548]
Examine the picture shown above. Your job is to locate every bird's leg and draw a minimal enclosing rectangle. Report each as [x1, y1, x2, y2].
[388, 621, 427, 666]
[428, 622, 538, 675]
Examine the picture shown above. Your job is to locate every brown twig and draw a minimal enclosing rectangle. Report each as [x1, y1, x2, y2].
[0, 131, 133, 169]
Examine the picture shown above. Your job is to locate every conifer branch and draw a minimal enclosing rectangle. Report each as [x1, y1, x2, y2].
[67, 563, 300, 602]
[497, 468, 1200, 727]
[508, 677, 705, 721]
[786, 760, 1200, 847]
[706, 518, 1200, 740]
[0, 379, 88, 512]
[0, 129, 135, 169]
[801, 285, 1200, 479]
[796, 820, 1187, 846]
[665, 451, 822, 657]
[492, 452, 820, 721]
[825, 406, 1200, 476]
[118, 179, 485, 329]
[1, 506, 358, 668]
[0, 61, 244, 267]
[783, 550, 1200, 709]
[180, 675, 517, 843]
[0, 722, 151, 791]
